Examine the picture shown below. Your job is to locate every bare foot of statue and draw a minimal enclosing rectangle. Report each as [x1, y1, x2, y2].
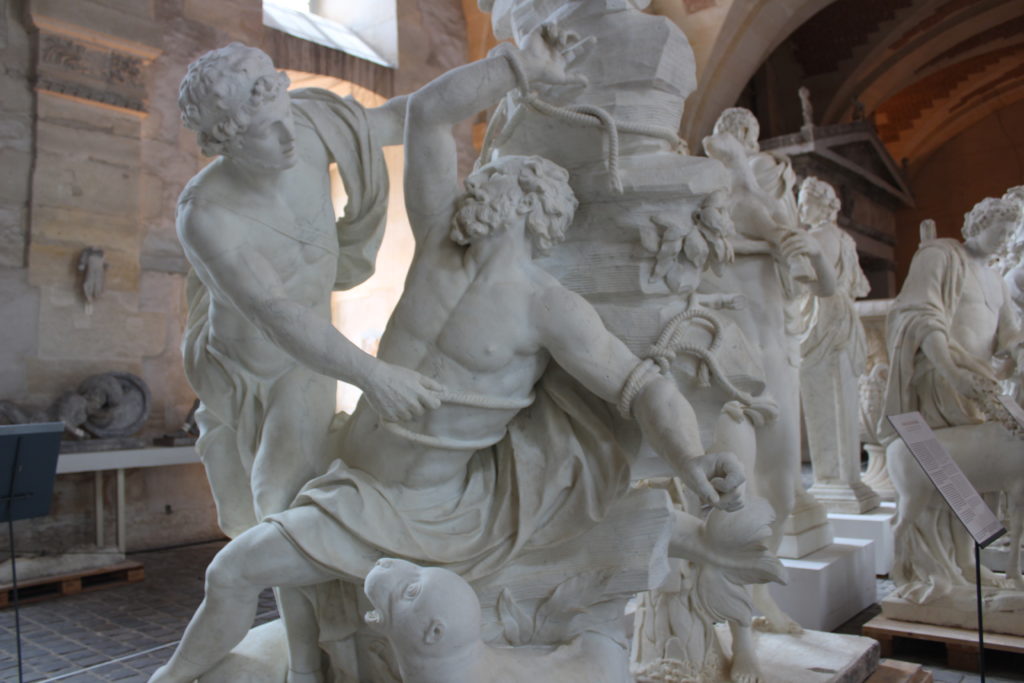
[751, 585, 803, 634]
[729, 622, 761, 683]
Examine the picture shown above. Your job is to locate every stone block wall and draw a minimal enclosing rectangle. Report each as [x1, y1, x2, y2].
[0, 0, 470, 554]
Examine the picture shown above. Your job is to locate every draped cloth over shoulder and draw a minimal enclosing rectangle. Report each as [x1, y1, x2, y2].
[878, 239, 985, 445]
[290, 88, 389, 290]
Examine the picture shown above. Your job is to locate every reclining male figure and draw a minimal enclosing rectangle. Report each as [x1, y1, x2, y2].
[151, 28, 745, 683]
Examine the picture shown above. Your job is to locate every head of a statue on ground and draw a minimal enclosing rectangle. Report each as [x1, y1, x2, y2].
[451, 155, 578, 255]
[962, 197, 1022, 256]
[178, 43, 293, 164]
[798, 176, 840, 227]
[712, 107, 760, 155]
[364, 558, 480, 662]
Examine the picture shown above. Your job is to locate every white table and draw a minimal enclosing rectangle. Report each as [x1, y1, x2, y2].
[56, 446, 199, 552]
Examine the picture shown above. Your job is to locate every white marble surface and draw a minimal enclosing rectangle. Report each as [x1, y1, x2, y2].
[828, 503, 896, 576]
[769, 538, 876, 632]
[715, 626, 879, 683]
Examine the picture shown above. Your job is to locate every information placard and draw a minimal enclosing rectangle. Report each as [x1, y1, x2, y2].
[887, 412, 1006, 548]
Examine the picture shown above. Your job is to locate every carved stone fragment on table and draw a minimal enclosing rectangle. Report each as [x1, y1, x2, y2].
[880, 194, 1024, 635]
[0, 372, 150, 443]
[796, 177, 878, 514]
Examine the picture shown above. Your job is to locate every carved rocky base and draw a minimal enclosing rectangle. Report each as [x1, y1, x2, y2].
[198, 621, 287, 683]
[881, 586, 1024, 637]
[206, 619, 882, 683]
[715, 626, 879, 683]
[806, 481, 880, 515]
[779, 493, 833, 560]
[860, 444, 896, 502]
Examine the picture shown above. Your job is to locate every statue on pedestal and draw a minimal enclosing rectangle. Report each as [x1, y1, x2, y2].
[881, 195, 1024, 634]
[796, 177, 879, 514]
[152, 30, 772, 683]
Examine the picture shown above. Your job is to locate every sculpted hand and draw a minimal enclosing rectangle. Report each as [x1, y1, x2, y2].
[778, 230, 818, 263]
[364, 362, 444, 422]
[515, 22, 593, 89]
[679, 451, 746, 512]
[947, 367, 983, 399]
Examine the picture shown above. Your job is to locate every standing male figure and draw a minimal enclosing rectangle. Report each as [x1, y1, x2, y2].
[796, 177, 877, 513]
[176, 44, 442, 680]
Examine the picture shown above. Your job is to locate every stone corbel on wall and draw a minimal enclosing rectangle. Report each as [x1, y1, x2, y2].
[29, 0, 162, 116]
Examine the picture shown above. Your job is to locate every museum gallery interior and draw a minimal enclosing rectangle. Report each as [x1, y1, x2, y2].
[0, 1, 1023, 682]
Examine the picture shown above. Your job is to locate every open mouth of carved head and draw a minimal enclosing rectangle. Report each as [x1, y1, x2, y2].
[364, 557, 422, 628]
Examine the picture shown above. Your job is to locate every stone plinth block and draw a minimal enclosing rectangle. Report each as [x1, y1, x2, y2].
[770, 538, 876, 632]
[716, 626, 880, 683]
[828, 502, 896, 576]
[881, 587, 1024, 638]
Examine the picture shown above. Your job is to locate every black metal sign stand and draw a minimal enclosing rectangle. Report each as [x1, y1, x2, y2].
[0, 423, 63, 683]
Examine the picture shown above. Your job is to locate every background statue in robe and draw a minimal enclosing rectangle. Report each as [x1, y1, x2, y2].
[881, 196, 1024, 631]
[796, 177, 878, 513]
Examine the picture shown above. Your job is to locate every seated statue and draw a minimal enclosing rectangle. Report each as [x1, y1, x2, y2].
[881, 195, 1024, 625]
[151, 29, 748, 683]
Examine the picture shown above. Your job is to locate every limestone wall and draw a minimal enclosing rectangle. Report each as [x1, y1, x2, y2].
[0, 0, 469, 554]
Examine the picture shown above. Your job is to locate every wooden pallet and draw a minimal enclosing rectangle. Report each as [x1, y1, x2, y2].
[865, 658, 933, 683]
[863, 615, 1024, 672]
[0, 560, 144, 607]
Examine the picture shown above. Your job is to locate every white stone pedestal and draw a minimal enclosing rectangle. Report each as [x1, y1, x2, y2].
[981, 539, 1024, 574]
[779, 498, 834, 559]
[769, 538, 876, 632]
[827, 502, 896, 576]
[716, 626, 880, 683]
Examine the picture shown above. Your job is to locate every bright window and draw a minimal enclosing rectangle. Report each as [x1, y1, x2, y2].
[263, 0, 398, 68]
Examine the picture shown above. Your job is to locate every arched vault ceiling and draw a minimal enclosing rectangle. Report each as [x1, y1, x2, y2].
[783, 0, 1024, 165]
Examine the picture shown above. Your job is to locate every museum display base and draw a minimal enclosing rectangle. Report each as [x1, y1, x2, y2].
[980, 538, 1024, 574]
[780, 499, 835, 559]
[828, 502, 896, 576]
[880, 586, 1024, 638]
[808, 481, 881, 515]
[716, 624, 880, 683]
[770, 538, 877, 632]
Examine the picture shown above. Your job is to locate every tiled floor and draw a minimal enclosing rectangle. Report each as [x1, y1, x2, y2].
[0, 540, 1022, 682]
[0, 541, 277, 682]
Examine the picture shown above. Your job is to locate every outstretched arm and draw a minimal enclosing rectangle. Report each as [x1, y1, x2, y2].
[403, 26, 588, 244]
[179, 201, 441, 422]
[365, 94, 409, 147]
[536, 285, 744, 509]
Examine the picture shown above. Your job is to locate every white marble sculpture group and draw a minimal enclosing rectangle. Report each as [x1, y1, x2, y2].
[151, 1, 1024, 682]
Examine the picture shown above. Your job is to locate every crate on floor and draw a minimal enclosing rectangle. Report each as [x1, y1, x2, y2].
[0, 560, 144, 607]
[862, 615, 1024, 672]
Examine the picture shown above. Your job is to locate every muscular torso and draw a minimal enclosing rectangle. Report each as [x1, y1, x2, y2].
[181, 116, 338, 368]
[342, 242, 551, 489]
[953, 256, 1006, 359]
